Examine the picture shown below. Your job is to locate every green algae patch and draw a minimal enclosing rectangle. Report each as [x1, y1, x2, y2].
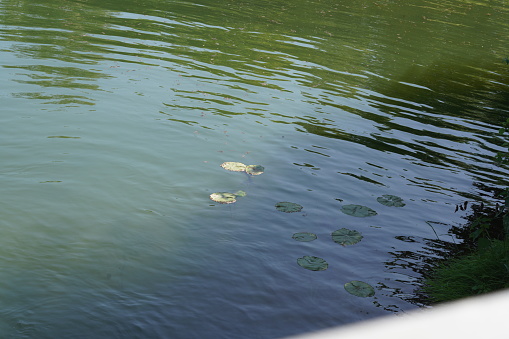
[275, 202, 303, 213]
[292, 232, 317, 242]
[297, 256, 328, 271]
[220, 162, 247, 172]
[377, 195, 405, 207]
[341, 204, 377, 217]
[344, 281, 375, 297]
[331, 228, 363, 246]
[246, 165, 264, 175]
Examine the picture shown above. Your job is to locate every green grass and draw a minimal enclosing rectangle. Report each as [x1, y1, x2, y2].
[422, 238, 509, 303]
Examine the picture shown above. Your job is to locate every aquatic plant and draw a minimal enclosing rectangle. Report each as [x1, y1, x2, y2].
[220, 161, 265, 176]
[297, 256, 328, 271]
[331, 228, 363, 246]
[234, 190, 247, 197]
[246, 165, 264, 175]
[275, 202, 303, 213]
[210, 192, 237, 204]
[377, 194, 405, 207]
[210, 191, 247, 204]
[292, 232, 317, 242]
[47, 136, 80, 139]
[341, 204, 377, 217]
[344, 281, 375, 297]
[220, 162, 247, 172]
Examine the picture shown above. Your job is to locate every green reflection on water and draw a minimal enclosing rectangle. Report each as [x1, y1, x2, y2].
[3, 0, 508, 122]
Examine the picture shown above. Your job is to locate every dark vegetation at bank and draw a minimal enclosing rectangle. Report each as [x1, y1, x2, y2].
[416, 200, 509, 304]
[413, 120, 509, 305]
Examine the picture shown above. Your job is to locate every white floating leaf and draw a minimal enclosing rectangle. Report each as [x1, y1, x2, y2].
[220, 162, 247, 172]
[210, 192, 237, 204]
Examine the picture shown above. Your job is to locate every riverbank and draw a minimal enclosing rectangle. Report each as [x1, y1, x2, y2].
[416, 201, 509, 304]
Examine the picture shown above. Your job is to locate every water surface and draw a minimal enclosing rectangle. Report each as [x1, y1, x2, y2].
[1, 0, 509, 337]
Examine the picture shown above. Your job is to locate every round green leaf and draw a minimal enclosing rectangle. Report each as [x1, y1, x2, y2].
[292, 232, 317, 242]
[297, 256, 328, 271]
[220, 162, 247, 172]
[331, 228, 363, 246]
[246, 164, 264, 175]
[275, 202, 303, 213]
[341, 204, 377, 217]
[234, 190, 247, 197]
[377, 195, 405, 207]
[210, 192, 237, 204]
[344, 281, 375, 297]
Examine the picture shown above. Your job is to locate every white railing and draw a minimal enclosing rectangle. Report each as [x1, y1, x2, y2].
[284, 290, 508, 338]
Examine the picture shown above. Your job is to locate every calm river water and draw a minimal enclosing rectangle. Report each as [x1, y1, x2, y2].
[1, 0, 509, 338]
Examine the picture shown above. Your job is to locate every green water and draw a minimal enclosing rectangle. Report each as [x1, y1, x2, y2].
[1, 0, 509, 337]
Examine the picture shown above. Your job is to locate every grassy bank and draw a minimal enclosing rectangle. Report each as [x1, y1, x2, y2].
[422, 238, 509, 303]
[419, 203, 509, 304]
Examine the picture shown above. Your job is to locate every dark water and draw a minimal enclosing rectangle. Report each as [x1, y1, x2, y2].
[1, 0, 509, 337]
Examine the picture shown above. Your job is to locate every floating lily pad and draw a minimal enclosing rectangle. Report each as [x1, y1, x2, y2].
[234, 190, 247, 197]
[220, 162, 247, 172]
[47, 136, 80, 139]
[331, 228, 363, 246]
[210, 192, 238, 204]
[246, 165, 264, 175]
[344, 281, 375, 297]
[292, 232, 317, 242]
[377, 195, 405, 207]
[275, 202, 303, 213]
[210, 191, 247, 204]
[341, 204, 377, 217]
[297, 256, 328, 271]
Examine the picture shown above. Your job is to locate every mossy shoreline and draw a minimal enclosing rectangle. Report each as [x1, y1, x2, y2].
[415, 201, 509, 305]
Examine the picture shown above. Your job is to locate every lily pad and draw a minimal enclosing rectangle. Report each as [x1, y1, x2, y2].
[246, 165, 264, 175]
[210, 192, 238, 204]
[234, 190, 247, 197]
[331, 228, 363, 246]
[210, 191, 247, 204]
[344, 281, 375, 297]
[220, 162, 247, 172]
[292, 232, 317, 242]
[275, 202, 303, 213]
[297, 256, 328, 271]
[377, 195, 405, 207]
[341, 204, 377, 217]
